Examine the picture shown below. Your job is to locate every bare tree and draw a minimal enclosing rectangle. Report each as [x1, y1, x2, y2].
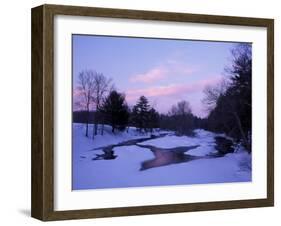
[202, 79, 228, 113]
[168, 100, 193, 135]
[92, 72, 112, 138]
[75, 70, 95, 137]
[177, 100, 192, 115]
[169, 100, 192, 116]
[203, 44, 252, 152]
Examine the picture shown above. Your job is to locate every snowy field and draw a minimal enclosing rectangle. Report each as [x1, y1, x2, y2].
[72, 123, 251, 190]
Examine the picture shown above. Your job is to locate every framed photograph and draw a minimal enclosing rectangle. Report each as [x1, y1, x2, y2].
[31, 4, 274, 221]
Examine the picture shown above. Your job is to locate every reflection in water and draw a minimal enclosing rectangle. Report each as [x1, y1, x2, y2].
[138, 145, 201, 170]
[90, 134, 222, 171]
[91, 134, 168, 160]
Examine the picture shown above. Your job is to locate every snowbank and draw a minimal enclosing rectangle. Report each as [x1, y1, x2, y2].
[72, 124, 251, 190]
[137, 129, 218, 156]
[73, 123, 150, 154]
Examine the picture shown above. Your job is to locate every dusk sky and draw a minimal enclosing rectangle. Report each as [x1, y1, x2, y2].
[72, 34, 238, 118]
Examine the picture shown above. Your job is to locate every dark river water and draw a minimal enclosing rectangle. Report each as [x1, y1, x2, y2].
[138, 144, 201, 170]
[90, 134, 219, 170]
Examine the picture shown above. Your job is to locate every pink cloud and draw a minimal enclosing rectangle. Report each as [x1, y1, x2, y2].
[129, 67, 168, 83]
[129, 61, 197, 84]
[126, 76, 222, 102]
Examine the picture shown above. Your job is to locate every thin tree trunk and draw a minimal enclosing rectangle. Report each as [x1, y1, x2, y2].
[101, 123, 104, 135]
[85, 123, 88, 137]
[93, 124, 97, 139]
[94, 123, 98, 135]
[232, 112, 250, 151]
[92, 112, 96, 140]
[93, 111, 98, 139]
[85, 107, 89, 137]
[94, 104, 100, 137]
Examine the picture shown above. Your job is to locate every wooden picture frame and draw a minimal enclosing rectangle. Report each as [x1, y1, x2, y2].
[31, 4, 274, 221]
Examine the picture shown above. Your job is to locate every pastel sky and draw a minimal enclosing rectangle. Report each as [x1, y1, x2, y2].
[73, 34, 239, 118]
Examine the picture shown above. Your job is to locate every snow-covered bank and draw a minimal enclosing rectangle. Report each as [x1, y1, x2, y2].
[138, 129, 220, 156]
[72, 123, 251, 190]
[73, 123, 171, 153]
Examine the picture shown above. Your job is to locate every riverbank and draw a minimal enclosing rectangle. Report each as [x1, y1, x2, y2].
[72, 123, 251, 190]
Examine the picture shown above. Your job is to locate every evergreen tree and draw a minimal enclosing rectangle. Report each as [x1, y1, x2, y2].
[100, 90, 129, 133]
[205, 44, 252, 152]
[131, 96, 150, 132]
[147, 108, 160, 133]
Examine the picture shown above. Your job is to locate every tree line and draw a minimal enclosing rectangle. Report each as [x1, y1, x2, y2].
[74, 43, 252, 152]
[74, 71, 200, 137]
[202, 43, 252, 152]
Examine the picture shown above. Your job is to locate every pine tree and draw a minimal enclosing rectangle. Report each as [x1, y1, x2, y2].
[131, 96, 150, 132]
[100, 90, 129, 133]
[147, 108, 159, 133]
[205, 43, 252, 152]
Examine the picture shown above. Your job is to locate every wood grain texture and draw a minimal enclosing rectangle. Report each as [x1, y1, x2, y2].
[31, 5, 44, 220]
[267, 19, 274, 206]
[31, 5, 55, 220]
[31, 4, 274, 221]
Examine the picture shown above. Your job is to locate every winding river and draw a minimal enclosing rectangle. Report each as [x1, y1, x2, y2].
[89, 134, 223, 170]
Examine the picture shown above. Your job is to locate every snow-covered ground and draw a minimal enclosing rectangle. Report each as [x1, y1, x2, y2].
[138, 129, 220, 156]
[72, 123, 251, 190]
